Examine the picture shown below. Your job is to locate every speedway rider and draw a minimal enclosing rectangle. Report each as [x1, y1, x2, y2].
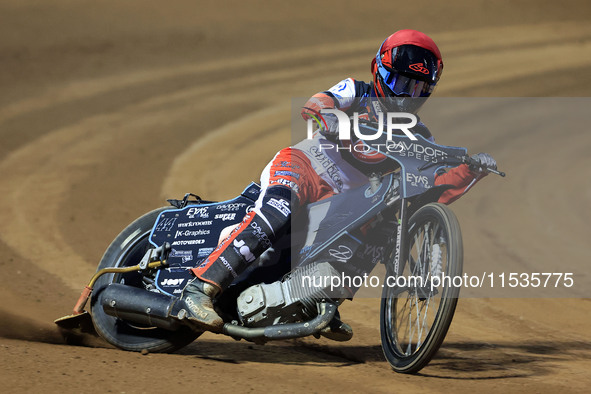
[177, 29, 497, 340]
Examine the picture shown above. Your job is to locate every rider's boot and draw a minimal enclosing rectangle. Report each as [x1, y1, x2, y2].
[178, 186, 294, 333]
[319, 310, 353, 342]
[177, 277, 223, 332]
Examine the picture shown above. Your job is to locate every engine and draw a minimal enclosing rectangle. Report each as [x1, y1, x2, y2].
[236, 262, 347, 327]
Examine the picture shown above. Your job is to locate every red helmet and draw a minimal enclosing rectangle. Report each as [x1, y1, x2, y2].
[371, 30, 443, 109]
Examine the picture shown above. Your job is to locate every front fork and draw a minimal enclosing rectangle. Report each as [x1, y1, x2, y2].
[391, 198, 409, 278]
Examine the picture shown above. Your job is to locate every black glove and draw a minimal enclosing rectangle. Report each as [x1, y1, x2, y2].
[469, 152, 497, 173]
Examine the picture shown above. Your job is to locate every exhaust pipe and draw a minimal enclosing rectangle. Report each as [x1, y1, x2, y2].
[220, 302, 337, 341]
[101, 284, 182, 331]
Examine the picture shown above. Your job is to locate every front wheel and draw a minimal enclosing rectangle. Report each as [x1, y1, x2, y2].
[90, 207, 200, 352]
[380, 203, 463, 374]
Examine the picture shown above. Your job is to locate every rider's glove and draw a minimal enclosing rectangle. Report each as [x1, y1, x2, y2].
[469, 152, 497, 173]
[316, 113, 340, 137]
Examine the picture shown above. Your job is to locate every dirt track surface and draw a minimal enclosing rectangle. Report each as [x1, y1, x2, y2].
[1, 1, 590, 392]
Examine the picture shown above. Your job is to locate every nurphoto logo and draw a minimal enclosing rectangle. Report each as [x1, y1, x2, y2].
[306, 108, 418, 141]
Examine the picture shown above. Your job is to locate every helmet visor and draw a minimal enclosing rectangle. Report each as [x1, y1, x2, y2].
[390, 45, 441, 83]
[378, 72, 436, 97]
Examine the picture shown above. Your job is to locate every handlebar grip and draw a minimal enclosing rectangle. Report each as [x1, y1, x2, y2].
[461, 155, 506, 177]
[487, 168, 506, 177]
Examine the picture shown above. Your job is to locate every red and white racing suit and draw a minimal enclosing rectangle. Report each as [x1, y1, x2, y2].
[192, 78, 484, 291]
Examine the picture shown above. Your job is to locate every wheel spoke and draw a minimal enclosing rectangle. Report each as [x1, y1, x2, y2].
[417, 296, 431, 347]
[413, 232, 422, 271]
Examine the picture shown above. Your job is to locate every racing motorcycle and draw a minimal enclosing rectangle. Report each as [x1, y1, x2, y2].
[55, 124, 504, 374]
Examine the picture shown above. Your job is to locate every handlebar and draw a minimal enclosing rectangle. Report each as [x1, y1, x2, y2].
[346, 121, 507, 177]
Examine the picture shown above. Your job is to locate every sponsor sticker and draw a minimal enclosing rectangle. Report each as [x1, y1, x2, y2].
[274, 170, 300, 179]
[266, 198, 290, 217]
[250, 222, 272, 248]
[215, 203, 246, 211]
[186, 207, 209, 219]
[175, 229, 210, 237]
[160, 278, 186, 287]
[170, 249, 193, 263]
[220, 256, 238, 278]
[197, 247, 215, 258]
[270, 178, 299, 193]
[177, 220, 213, 228]
[233, 239, 256, 263]
[172, 239, 205, 246]
[214, 213, 237, 221]
[274, 161, 301, 169]
[406, 172, 430, 188]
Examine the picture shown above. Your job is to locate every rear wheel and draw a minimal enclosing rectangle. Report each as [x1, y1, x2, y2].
[380, 203, 463, 373]
[90, 208, 200, 352]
